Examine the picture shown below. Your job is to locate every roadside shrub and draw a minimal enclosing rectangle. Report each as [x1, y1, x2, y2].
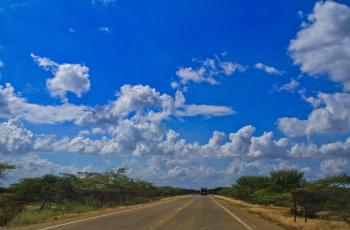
[213, 171, 350, 222]
[9, 209, 58, 226]
[0, 205, 21, 226]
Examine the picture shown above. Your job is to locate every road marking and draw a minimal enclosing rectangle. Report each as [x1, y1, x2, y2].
[149, 197, 196, 229]
[211, 197, 254, 230]
[38, 196, 190, 230]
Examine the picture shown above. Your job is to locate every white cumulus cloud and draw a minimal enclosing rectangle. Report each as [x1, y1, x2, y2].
[278, 92, 350, 136]
[0, 119, 33, 154]
[289, 1, 350, 91]
[0, 83, 91, 124]
[31, 53, 91, 101]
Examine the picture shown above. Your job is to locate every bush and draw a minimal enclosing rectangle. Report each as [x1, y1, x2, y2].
[251, 189, 292, 206]
[1, 168, 193, 227]
[9, 209, 58, 226]
[0, 205, 22, 226]
[270, 169, 305, 191]
[214, 171, 350, 222]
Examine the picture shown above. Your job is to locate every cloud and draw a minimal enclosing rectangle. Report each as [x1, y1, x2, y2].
[202, 125, 289, 159]
[31, 53, 57, 70]
[222, 159, 260, 178]
[0, 84, 232, 157]
[278, 92, 350, 136]
[92, 0, 117, 6]
[0, 82, 233, 127]
[78, 84, 178, 124]
[177, 104, 235, 117]
[319, 137, 350, 157]
[275, 79, 300, 92]
[289, 136, 350, 159]
[80, 84, 234, 124]
[0, 116, 288, 161]
[176, 66, 219, 85]
[5, 154, 90, 184]
[99, 26, 111, 32]
[320, 158, 349, 176]
[254, 62, 283, 75]
[173, 56, 246, 89]
[248, 132, 288, 158]
[218, 125, 256, 157]
[33, 120, 194, 157]
[289, 1, 350, 91]
[0, 119, 33, 154]
[31, 54, 91, 101]
[125, 155, 220, 187]
[1, 107, 349, 187]
[219, 61, 245, 75]
[47, 64, 90, 100]
[277, 118, 308, 137]
[0, 83, 91, 124]
[207, 131, 227, 149]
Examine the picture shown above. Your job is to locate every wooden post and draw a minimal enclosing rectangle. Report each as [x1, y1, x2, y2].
[294, 196, 297, 223]
[304, 207, 307, 222]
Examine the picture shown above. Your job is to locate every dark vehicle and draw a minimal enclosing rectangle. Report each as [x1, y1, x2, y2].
[200, 187, 208, 196]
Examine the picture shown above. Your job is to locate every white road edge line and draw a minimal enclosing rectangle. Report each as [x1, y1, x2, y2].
[38, 196, 189, 230]
[210, 196, 254, 230]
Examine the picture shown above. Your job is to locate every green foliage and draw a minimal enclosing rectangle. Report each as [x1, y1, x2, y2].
[8, 204, 95, 226]
[11, 175, 75, 210]
[0, 163, 18, 225]
[229, 176, 271, 200]
[294, 174, 350, 222]
[311, 174, 350, 188]
[217, 187, 235, 197]
[236, 176, 271, 190]
[251, 189, 292, 206]
[270, 169, 305, 191]
[9, 209, 58, 226]
[213, 170, 350, 222]
[0, 168, 192, 227]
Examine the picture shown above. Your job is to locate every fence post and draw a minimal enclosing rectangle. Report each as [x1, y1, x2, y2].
[292, 192, 297, 223]
[294, 199, 297, 223]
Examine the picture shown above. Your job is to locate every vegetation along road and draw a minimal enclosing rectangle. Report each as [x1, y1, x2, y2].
[17, 195, 283, 230]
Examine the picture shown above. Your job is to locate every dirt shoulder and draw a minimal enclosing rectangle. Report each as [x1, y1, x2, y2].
[214, 195, 350, 230]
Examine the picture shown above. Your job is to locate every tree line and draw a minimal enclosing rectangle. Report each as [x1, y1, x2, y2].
[212, 169, 350, 223]
[0, 163, 194, 226]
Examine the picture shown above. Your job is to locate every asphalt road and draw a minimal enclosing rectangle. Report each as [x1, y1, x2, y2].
[22, 195, 284, 230]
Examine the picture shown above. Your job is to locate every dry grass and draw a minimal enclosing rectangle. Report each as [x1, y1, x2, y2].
[215, 195, 350, 230]
[9, 195, 189, 228]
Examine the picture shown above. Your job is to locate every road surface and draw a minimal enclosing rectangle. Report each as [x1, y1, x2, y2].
[20, 195, 284, 230]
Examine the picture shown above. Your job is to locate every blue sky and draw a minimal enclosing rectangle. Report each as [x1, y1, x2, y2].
[0, 0, 350, 188]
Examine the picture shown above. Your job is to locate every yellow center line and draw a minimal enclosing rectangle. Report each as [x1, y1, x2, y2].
[149, 197, 197, 230]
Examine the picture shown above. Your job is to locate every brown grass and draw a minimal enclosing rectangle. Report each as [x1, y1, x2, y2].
[214, 195, 350, 230]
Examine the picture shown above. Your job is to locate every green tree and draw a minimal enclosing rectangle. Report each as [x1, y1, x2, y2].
[270, 169, 305, 191]
[236, 176, 271, 190]
[231, 176, 271, 200]
[11, 175, 75, 211]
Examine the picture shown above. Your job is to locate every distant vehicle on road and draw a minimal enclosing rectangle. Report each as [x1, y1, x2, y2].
[200, 187, 208, 196]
